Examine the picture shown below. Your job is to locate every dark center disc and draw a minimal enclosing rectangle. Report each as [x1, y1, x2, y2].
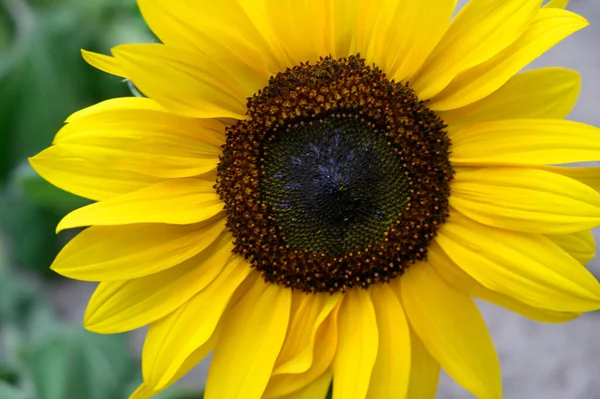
[216, 55, 453, 293]
[261, 113, 409, 257]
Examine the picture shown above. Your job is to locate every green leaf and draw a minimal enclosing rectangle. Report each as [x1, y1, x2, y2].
[0, 381, 28, 399]
[0, 366, 18, 387]
[0, 161, 90, 275]
[23, 328, 135, 399]
[0, 192, 62, 275]
[0, 268, 41, 326]
[0, 5, 116, 172]
[6, 22, 91, 165]
[0, 11, 13, 54]
[0, 56, 21, 181]
[0, 230, 8, 276]
[0, 271, 59, 353]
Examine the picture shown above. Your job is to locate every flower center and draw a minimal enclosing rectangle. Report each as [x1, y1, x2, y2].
[217, 55, 453, 293]
[262, 113, 410, 257]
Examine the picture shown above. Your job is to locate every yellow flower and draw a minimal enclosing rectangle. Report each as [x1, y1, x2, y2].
[30, 0, 600, 398]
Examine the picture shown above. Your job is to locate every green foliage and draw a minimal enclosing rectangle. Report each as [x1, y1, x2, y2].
[0, 163, 88, 274]
[0, 382, 28, 399]
[13, 162, 90, 215]
[0, 0, 152, 273]
[0, 0, 153, 178]
[23, 328, 134, 399]
[0, 2, 211, 398]
[0, 264, 140, 399]
[0, 1, 207, 398]
[0, 257, 207, 398]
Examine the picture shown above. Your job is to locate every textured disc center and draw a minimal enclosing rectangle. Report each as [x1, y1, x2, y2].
[262, 113, 409, 257]
[216, 55, 453, 293]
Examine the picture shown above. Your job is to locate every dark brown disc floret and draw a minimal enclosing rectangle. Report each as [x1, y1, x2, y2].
[216, 55, 453, 293]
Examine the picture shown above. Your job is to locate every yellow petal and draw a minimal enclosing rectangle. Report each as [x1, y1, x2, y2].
[348, 0, 379, 60]
[112, 44, 253, 119]
[406, 331, 440, 399]
[430, 8, 587, 110]
[261, 0, 334, 65]
[363, 0, 456, 82]
[437, 68, 581, 129]
[66, 96, 165, 122]
[143, 256, 252, 390]
[412, 0, 540, 99]
[437, 211, 600, 312]
[450, 119, 600, 166]
[536, 165, 600, 191]
[141, 276, 263, 397]
[144, 324, 221, 397]
[205, 280, 292, 399]
[52, 100, 223, 179]
[81, 49, 127, 78]
[241, 0, 358, 63]
[128, 383, 152, 399]
[274, 370, 332, 399]
[401, 262, 501, 399]
[329, 0, 359, 58]
[365, 284, 411, 399]
[51, 216, 225, 281]
[29, 145, 161, 201]
[273, 292, 340, 375]
[428, 241, 580, 323]
[235, 0, 298, 63]
[450, 167, 600, 234]
[264, 301, 340, 398]
[56, 178, 223, 232]
[149, 2, 277, 75]
[55, 139, 217, 180]
[130, 327, 222, 399]
[544, 0, 569, 8]
[83, 232, 234, 333]
[332, 289, 378, 399]
[546, 230, 596, 265]
[59, 97, 227, 149]
[137, 0, 286, 73]
[271, 291, 325, 375]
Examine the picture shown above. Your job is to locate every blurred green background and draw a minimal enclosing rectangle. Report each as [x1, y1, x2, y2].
[0, 0, 206, 398]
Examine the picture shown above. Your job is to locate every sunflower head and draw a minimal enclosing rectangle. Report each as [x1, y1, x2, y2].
[29, 1, 600, 399]
[217, 54, 453, 293]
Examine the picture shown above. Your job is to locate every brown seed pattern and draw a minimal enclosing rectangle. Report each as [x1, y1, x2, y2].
[216, 55, 453, 293]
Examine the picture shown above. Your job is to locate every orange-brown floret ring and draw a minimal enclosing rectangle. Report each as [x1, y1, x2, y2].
[217, 55, 453, 293]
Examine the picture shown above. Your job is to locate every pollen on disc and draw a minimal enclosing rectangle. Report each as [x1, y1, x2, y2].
[216, 55, 453, 293]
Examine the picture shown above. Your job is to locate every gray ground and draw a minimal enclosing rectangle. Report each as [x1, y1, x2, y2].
[49, 1, 600, 398]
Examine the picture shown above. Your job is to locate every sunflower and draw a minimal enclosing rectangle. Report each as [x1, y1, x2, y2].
[30, 0, 600, 398]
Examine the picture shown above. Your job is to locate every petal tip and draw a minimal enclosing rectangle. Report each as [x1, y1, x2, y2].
[81, 48, 127, 78]
[55, 221, 66, 234]
[27, 155, 41, 172]
[48, 261, 74, 281]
